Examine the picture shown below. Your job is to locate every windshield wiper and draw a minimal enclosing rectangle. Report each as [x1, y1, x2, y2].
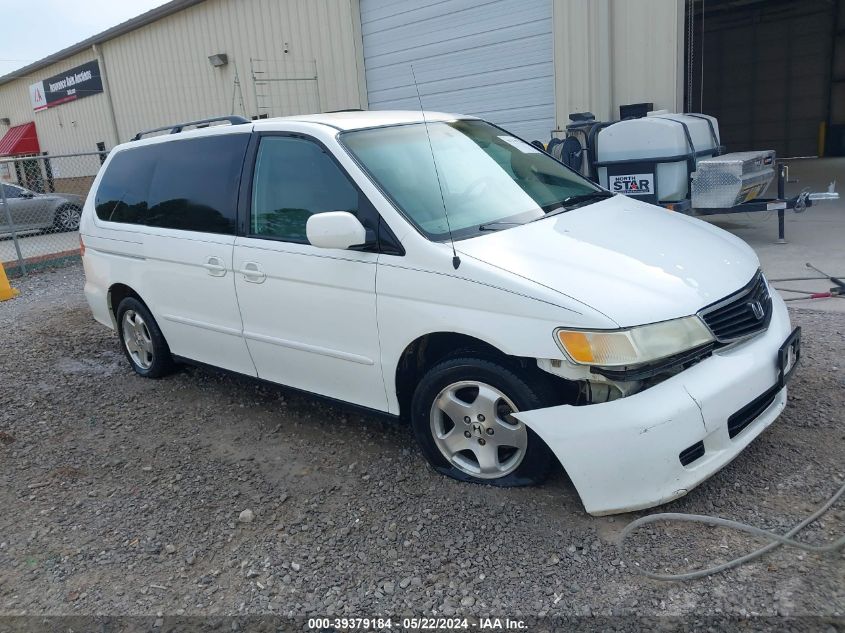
[560, 191, 614, 208]
[561, 191, 614, 205]
[538, 191, 614, 220]
[478, 221, 526, 231]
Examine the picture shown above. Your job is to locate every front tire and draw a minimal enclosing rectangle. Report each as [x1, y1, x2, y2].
[410, 356, 556, 486]
[116, 297, 175, 378]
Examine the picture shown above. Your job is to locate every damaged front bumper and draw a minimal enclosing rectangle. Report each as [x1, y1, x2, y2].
[515, 293, 795, 516]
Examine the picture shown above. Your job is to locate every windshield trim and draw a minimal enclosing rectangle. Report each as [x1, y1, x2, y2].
[336, 119, 607, 243]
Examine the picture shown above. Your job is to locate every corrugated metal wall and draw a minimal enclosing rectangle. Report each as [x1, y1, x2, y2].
[360, 0, 556, 142]
[104, 0, 365, 141]
[0, 0, 365, 155]
[610, 0, 684, 117]
[0, 0, 683, 155]
[553, 0, 683, 126]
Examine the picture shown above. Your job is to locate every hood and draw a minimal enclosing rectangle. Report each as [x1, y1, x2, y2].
[455, 195, 760, 327]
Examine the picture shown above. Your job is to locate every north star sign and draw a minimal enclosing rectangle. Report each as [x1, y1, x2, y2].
[29, 60, 104, 112]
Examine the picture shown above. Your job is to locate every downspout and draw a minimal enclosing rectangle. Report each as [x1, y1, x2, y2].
[92, 43, 121, 147]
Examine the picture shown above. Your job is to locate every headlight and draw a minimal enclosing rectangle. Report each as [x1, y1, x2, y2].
[555, 316, 714, 367]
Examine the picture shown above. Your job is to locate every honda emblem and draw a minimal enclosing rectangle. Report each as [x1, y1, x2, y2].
[748, 300, 764, 320]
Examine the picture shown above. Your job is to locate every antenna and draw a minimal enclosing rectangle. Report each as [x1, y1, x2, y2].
[410, 64, 460, 270]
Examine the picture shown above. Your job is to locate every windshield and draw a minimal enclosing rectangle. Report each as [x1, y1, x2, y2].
[340, 119, 605, 241]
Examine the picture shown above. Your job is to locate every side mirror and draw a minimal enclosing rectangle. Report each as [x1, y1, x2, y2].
[20, 190, 34, 198]
[306, 211, 367, 250]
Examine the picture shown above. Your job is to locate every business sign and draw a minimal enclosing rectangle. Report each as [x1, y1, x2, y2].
[29, 59, 103, 112]
[609, 173, 654, 196]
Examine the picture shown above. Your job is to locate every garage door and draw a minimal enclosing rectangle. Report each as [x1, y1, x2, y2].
[360, 0, 555, 142]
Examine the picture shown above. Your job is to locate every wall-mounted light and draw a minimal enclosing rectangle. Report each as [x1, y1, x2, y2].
[0, 118, 9, 126]
[208, 53, 229, 68]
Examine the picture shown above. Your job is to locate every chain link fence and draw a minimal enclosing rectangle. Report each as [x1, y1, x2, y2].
[0, 151, 106, 276]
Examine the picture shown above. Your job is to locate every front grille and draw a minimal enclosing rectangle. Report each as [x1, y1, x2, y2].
[699, 271, 772, 343]
[727, 385, 780, 439]
[679, 441, 705, 466]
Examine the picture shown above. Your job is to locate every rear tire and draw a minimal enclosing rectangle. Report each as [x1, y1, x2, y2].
[410, 355, 556, 486]
[116, 297, 175, 378]
[53, 205, 81, 232]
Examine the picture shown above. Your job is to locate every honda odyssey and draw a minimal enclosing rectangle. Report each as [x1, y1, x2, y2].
[80, 111, 800, 515]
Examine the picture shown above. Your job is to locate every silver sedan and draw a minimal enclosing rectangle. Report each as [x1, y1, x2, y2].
[1, 183, 84, 234]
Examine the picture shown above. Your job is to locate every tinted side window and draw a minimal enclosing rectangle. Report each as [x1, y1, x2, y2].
[3, 185, 23, 198]
[95, 147, 155, 224]
[95, 134, 249, 234]
[251, 136, 359, 242]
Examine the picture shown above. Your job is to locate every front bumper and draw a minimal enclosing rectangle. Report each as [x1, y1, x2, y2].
[515, 293, 794, 516]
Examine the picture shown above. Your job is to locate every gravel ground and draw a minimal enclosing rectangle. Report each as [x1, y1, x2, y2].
[0, 264, 843, 625]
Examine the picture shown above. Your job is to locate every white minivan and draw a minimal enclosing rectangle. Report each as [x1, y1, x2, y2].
[81, 111, 800, 515]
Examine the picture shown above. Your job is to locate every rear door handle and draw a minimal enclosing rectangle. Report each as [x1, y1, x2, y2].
[238, 261, 266, 283]
[203, 256, 227, 277]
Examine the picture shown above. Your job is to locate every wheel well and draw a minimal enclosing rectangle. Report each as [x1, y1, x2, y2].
[395, 332, 544, 419]
[108, 284, 144, 324]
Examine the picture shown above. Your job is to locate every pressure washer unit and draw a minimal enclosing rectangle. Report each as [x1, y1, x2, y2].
[551, 109, 838, 242]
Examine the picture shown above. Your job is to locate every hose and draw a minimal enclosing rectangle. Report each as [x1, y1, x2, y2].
[619, 479, 845, 581]
[775, 287, 843, 301]
[769, 275, 845, 283]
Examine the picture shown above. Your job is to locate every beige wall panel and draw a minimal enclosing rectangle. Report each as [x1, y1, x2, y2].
[553, 0, 612, 124]
[610, 0, 684, 117]
[0, 0, 365, 153]
[102, 0, 364, 141]
[553, 0, 682, 127]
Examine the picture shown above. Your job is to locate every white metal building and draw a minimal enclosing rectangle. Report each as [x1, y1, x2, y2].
[0, 0, 685, 164]
[0, 0, 367, 158]
[361, 0, 685, 141]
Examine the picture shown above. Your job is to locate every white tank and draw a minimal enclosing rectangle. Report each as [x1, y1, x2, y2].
[596, 112, 720, 202]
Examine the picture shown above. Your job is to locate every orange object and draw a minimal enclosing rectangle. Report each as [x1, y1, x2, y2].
[0, 264, 19, 301]
[557, 331, 594, 363]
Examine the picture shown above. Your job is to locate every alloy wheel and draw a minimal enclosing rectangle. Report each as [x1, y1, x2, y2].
[122, 309, 154, 370]
[429, 380, 527, 479]
[56, 206, 81, 231]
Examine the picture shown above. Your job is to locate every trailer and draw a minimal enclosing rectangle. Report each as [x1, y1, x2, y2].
[549, 111, 839, 243]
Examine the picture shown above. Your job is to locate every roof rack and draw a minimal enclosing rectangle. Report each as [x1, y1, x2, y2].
[132, 115, 250, 141]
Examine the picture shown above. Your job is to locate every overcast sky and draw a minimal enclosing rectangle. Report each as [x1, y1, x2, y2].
[0, 0, 170, 78]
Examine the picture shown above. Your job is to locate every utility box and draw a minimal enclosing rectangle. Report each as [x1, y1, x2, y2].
[691, 150, 776, 209]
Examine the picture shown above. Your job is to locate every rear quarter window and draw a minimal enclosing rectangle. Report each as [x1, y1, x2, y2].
[95, 133, 249, 234]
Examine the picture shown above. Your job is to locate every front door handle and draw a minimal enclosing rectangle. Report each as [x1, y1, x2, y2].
[239, 261, 266, 283]
[203, 256, 227, 277]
